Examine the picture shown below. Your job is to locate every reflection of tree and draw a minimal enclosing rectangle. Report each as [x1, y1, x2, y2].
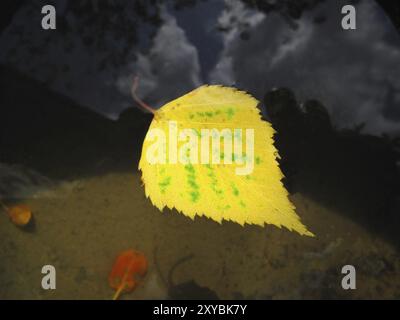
[1, 0, 208, 73]
[265, 87, 400, 248]
[240, 0, 400, 33]
[240, 0, 325, 30]
[241, 0, 324, 19]
[58, 0, 163, 70]
[3, 0, 400, 71]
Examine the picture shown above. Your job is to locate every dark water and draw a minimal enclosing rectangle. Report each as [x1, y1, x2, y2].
[1, 0, 400, 135]
[0, 0, 400, 300]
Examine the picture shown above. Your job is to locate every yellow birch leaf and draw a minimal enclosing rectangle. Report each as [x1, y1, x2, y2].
[138, 85, 314, 236]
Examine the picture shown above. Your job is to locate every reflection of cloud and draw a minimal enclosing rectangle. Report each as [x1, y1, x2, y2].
[116, 8, 202, 111]
[209, 0, 400, 136]
[210, 0, 264, 86]
[269, 21, 313, 67]
[0, 2, 132, 119]
[0, 4, 200, 119]
[1, 0, 399, 135]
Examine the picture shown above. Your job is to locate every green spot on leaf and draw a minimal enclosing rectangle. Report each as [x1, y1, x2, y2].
[231, 183, 239, 197]
[159, 176, 172, 194]
[185, 164, 200, 202]
[226, 107, 235, 119]
[190, 191, 200, 202]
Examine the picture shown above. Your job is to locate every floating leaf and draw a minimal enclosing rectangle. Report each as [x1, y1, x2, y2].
[138, 85, 314, 236]
[109, 250, 148, 300]
[1, 201, 32, 227]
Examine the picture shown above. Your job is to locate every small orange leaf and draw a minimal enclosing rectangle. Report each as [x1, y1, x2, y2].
[109, 250, 148, 300]
[6, 204, 32, 227]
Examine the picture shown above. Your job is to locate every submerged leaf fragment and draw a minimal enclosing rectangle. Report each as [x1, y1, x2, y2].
[109, 249, 148, 300]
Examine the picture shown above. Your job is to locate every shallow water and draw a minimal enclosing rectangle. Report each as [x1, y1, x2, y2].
[1, 0, 400, 299]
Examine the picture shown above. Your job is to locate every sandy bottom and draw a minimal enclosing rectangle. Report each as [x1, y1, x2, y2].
[1, 171, 400, 300]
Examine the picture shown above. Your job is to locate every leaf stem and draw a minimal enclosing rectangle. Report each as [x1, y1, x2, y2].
[112, 283, 125, 301]
[131, 76, 156, 115]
